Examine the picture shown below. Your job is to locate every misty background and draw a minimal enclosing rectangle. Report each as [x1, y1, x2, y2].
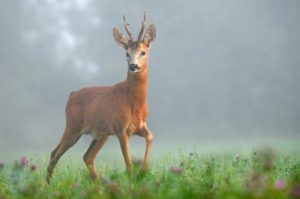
[0, 0, 299, 153]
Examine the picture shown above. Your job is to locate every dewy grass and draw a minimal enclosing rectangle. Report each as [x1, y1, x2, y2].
[0, 148, 300, 199]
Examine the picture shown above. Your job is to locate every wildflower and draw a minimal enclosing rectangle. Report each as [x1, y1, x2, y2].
[263, 159, 273, 170]
[224, 176, 230, 184]
[170, 166, 182, 174]
[102, 176, 112, 185]
[251, 171, 260, 182]
[235, 154, 240, 161]
[20, 156, 28, 167]
[141, 186, 150, 194]
[107, 182, 121, 194]
[132, 157, 143, 166]
[274, 180, 286, 190]
[80, 191, 87, 197]
[246, 171, 269, 194]
[72, 183, 81, 190]
[20, 185, 30, 194]
[0, 160, 4, 169]
[290, 184, 300, 197]
[180, 160, 185, 167]
[262, 148, 275, 171]
[284, 155, 290, 161]
[155, 180, 161, 188]
[53, 191, 62, 197]
[30, 164, 38, 171]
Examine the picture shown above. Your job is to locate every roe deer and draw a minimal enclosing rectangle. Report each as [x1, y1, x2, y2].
[46, 13, 156, 183]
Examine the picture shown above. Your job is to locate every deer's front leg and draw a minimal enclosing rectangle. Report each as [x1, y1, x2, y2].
[140, 123, 153, 173]
[118, 133, 133, 175]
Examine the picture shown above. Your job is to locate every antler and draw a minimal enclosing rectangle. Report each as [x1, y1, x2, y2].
[137, 12, 146, 43]
[123, 15, 134, 42]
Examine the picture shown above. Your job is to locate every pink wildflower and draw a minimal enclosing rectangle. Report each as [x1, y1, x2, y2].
[20, 156, 28, 167]
[132, 157, 143, 165]
[170, 166, 182, 174]
[102, 176, 112, 185]
[72, 183, 81, 189]
[30, 164, 38, 171]
[290, 184, 300, 197]
[274, 180, 286, 190]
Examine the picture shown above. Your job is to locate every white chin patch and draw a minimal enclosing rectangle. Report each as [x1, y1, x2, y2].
[130, 68, 139, 73]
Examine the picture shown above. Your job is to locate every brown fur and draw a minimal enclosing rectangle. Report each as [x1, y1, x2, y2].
[46, 15, 156, 183]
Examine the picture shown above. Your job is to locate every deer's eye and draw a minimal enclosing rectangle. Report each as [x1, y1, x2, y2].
[141, 51, 146, 56]
[126, 52, 129, 57]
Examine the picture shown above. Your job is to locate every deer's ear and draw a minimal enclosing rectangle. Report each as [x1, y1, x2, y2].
[113, 28, 129, 49]
[143, 24, 156, 47]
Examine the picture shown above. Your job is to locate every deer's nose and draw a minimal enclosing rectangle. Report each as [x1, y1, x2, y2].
[129, 64, 138, 72]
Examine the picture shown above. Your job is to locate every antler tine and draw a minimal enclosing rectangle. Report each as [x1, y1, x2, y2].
[137, 12, 146, 43]
[123, 15, 134, 41]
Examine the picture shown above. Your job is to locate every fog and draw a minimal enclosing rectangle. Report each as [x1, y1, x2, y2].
[0, 0, 299, 153]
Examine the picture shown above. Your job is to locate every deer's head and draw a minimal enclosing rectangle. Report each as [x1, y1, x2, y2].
[113, 13, 156, 73]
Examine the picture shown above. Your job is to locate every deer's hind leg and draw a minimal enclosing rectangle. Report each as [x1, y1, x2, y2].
[46, 127, 82, 183]
[83, 135, 109, 179]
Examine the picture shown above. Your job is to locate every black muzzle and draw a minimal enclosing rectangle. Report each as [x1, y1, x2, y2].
[129, 64, 139, 72]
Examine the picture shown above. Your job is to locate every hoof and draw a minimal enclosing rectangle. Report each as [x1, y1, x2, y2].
[91, 173, 99, 181]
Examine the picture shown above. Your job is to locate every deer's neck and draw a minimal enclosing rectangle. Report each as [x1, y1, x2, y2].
[126, 67, 148, 107]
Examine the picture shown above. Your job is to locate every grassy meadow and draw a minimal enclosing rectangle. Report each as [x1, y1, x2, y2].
[0, 147, 300, 199]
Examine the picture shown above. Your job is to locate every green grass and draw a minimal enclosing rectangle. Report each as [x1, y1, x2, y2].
[0, 148, 300, 199]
